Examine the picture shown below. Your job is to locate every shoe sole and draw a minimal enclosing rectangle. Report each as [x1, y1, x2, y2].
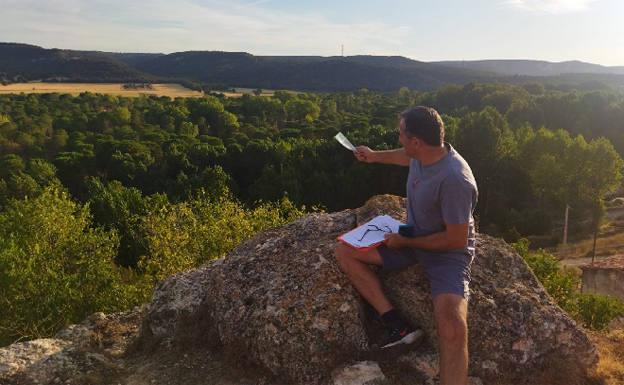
[381, 329, 424, 349]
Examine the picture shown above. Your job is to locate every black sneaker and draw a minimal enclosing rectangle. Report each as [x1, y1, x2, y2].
[380, 326, 423, 349]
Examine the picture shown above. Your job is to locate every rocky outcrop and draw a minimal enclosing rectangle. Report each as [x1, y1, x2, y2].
[1, 195, 598, 385]
[139, 194, 598, 384]
[0, 309, 142, 384]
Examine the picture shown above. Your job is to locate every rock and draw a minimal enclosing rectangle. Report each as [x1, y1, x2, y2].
[141, 207, 367, 384]
[0, 307, 144, 384]
[0, 339, 71, 380]
[608, 315, 624, 330]
[331, 361, 385, 385]
[139, 194, 598, 384]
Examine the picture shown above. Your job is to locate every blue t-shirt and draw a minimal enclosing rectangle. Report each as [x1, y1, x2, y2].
[406, 143, 478, 260]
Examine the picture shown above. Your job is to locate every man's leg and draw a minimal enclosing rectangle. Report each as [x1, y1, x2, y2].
[334, 243, 393, 314]
[433, 294, 469, 385]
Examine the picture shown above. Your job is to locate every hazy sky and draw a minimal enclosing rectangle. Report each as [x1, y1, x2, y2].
[1, 0, 623, 66]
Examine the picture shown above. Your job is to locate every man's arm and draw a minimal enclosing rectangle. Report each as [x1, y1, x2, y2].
[354, 146, 410, 166]
[384, 223, 469, 251]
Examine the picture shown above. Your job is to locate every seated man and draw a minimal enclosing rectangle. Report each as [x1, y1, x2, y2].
[335, 106, 478, 385]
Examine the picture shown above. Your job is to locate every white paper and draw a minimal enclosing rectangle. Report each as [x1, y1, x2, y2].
[340, 215, 404, 248]
[334, 132, 356, 151]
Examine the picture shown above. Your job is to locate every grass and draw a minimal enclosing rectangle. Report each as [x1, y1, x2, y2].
[589, 328, 624, 385]
[555, 232, 624, 261]
[0, 83, 203, 98]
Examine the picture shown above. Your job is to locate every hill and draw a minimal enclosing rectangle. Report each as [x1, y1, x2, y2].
[434, 59, 624, 77]
[0, 43, 152, 83]
[133, 51, 496, 91]
[0, 43, 498, 91]
[2, 42, 624, 91]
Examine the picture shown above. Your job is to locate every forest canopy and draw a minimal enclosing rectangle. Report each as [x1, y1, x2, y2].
[1, 82, 623, 344]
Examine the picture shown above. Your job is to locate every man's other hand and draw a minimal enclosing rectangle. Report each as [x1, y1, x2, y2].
[354, 146, 375, 163]
[384, 233, 407, 249]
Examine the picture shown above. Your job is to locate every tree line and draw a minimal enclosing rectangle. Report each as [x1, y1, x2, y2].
[1, 84, 622, 241]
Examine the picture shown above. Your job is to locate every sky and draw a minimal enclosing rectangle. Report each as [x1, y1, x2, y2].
[1, 0, 623, 66]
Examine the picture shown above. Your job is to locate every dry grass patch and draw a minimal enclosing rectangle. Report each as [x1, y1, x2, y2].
[216, 88, 276, 98]
[555, 230, 624, 260]
[0, 83, 203, 98]
[589, 328, 624, 385]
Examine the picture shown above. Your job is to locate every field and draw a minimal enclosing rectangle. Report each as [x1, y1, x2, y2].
[0, 83, 204, 97]
[214, 88, 276, 98]
[556, 205, 624, 265]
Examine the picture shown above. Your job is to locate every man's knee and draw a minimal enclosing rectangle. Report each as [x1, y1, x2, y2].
[436, 313, 467, 345]
[334, 243, 354, 272]
[434, 295, 468, 345]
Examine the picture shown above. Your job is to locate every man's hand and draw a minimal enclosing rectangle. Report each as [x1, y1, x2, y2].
[384, 233, 408, 249]
[354, 146, 376, 163]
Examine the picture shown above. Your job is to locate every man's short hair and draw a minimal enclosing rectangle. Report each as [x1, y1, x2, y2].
[400, 106, 444, 146]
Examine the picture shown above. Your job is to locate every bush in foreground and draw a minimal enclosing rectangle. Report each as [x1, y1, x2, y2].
[0, 187, 132, 346]
[0, 186, 308, 346]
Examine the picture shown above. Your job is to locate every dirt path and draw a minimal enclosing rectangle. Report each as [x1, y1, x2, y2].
[560, 256, 614, 268]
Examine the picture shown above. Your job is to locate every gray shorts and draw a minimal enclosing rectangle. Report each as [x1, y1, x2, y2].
[378, 245, 473, 300]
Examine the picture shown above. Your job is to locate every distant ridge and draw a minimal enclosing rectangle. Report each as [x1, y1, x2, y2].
[433, 59, 624, 77]
[2, 42, 624, 91]
[0, 43, 152, 82]
[132, 51, 495, 91]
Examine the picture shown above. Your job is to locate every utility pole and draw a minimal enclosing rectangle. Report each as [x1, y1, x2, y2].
[591, 200, 603, 266]
[562, 204, 570, 245]
[591, 225, 598, 265]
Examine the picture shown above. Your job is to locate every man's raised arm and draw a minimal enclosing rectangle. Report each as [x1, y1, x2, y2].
[354, 146, 410, 166]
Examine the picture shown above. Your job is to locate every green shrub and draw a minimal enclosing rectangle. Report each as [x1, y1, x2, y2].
[139, 191, 307, 283]
[0, 187, 134, 346]
[576, 293, 624, 330]
[513, 238, 624, 330]
[0, 185, 308, 346]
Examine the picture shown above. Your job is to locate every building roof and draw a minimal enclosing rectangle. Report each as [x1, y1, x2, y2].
[581, 256, 624, 270]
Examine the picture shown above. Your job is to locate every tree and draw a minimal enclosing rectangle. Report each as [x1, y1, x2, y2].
[0, 187, 131, 345]
[456, 107, 516, 222]
[86, 177, 168, 267]
[285, 99, 321, 123]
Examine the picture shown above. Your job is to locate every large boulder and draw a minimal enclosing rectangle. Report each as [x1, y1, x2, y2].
[140, 194, 598, 384]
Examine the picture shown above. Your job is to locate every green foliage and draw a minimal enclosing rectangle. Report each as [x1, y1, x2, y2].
[285, 99, 321, 123]
[1, 88, 622, 241]
[86, 177, 169, 267]
[513, 239, 624, 330]
[0, 154, 25, 178]
[0, 187, 135, 345]
[139, 192, 306, 283]
[513, 239, 580, 312]
[576, 293, 624, 330]
[0, 158, 60, 207]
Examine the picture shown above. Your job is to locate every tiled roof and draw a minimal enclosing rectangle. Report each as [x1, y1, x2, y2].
[581, 255, 624, 270]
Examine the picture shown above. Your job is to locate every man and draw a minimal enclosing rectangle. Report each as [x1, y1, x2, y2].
[334, 106, 477, 385]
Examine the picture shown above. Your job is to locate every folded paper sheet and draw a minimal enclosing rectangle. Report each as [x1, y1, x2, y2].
[334, 132, 356, 151]
[338, 215, 404, 249]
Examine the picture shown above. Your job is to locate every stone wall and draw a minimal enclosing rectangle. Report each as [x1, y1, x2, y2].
[582, 268, 624, 300]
